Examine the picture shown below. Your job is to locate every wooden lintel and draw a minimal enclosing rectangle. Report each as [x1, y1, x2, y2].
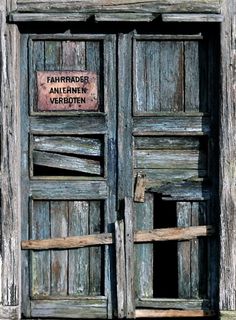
[95, 12, 157, 22]
[162, 13, 224, 23]
[9, 12, 90, 22]
[22, 225, 214, 250]
[135, 309, 216, 318]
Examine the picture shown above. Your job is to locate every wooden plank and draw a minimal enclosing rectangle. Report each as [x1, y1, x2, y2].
[50, 201, 68, 296]
[134, 34, 203, 40]
[134, 149, 206, 169]
[134, 193, 153, 298]
[115, 220, 126, 318]
[33, 136, 102, 157]
[135, 309, 215, 317]
[219, 0, 236, 311]
[135, 226, 214, 242]
[160, 41, 184, 112]
[22, 225, 214, 250]
[31, 298, 107, 318]
[31, 201, 50, 297]
[89, 201, 102, 295]
[134, 169, 207, 187]
[30, 116, 107, 135]
[124, 197, 135, 318]
[177, 202, 191, 298]
[148, 182, 210, 201]
[135, 136, 201, 150]
[33, 150, 101, 175]
[162, 13, 224, 22]
[45, 40, 61, 71]
[134, 172, 146, 202]
[22, 233, 113, 250]
[136, 298, 210, 310]
[133, 116, 210, 136]
[30, 180, 108, 199]
[16, 0, 222, 14]
[68, 201, 89, 296]
[95, 12, 156, 21]
[0, 0, 21, 306]
[185, 41, 200, 112]
[9, 12, 89, 22]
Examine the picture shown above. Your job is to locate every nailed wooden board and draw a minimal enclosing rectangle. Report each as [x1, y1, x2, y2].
[136, 298, 210, 310]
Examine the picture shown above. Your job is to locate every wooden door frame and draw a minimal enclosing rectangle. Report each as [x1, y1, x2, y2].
[0, 0, 236, 319]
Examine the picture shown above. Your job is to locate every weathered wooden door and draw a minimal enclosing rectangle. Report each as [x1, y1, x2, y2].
[20, 25, 218, 319]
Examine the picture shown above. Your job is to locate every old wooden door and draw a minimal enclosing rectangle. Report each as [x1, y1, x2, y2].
[20, 24, 218, 319]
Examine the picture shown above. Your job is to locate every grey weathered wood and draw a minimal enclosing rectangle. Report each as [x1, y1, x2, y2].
[89, 201, 102, 295]
[149, 182, 210, 201]
[68, 201, 89, 296]
[31, 201, 50, 297]
[31, 298, 107, 318]
[0, 306, 19, 319]
[30, 180, 108, 199]
[177, 202, 191, 298]
[134, 149, 206, 169]
[134, 172, 146, 202]
[33, 136, 102, 157]
[33, 150, 101, 175]
[162, 13, 224, 22]
[124, 197, 135, 318]
[160, 41, 184, 112]
[133, 116, 210, 136]
[219, 0, 236, 312]
[135, 169, 207, 187]
[10, 12, 89, 22]
[16, 0, 222, 14]
[134, 194, 153, 298]
[115, 220, 126, 318]
[134, 34, 203, 40]
[135, 137, 201, 150]
[30, 116, 107, 134]
[50, 201, 68, 296]
[0, 0, 21, 307]
[136, 298, 210, 310]
[185, 41, 200, 111]
[95, 12, 157, 21]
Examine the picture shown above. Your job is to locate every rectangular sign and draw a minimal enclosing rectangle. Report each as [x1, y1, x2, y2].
[37, 71, 98, 111]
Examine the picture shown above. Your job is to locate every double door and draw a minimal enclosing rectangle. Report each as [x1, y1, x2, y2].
[20, 26, 218, 318]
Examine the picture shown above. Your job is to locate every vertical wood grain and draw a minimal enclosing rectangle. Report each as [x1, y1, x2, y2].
[177, 202, 191, 298]
[89, 201, 102, 295]
[68, 201, 89, 296]
[220, 0, 236, 311]
[50, 201, 68, 296]
[31, 201, 50, 297]
[134, 193, 153, 298]
[1, 0, 21, 307]
[160, 41, 184, 112]
[184, 41, 200, 111]
[45, 41, 62, 71]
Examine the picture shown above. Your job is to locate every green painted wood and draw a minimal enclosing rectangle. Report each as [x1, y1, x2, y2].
[30, 116, 107, 135]
[68, 201, 89, 296]
[30, 181, 108, 200]
[177, 202, 191, 298]
[50, 201, 68, 296]
[160, 41, 184, 112]
[185, 42, 200, 112]
[89, 201, 102, 295]
[31, 201, 50, 297]
[33, 150, 102, 175]
[133, 116, 210, 136]
[33, 136, 102, 157]
[134, 193, 153, 299]
[45, 40, 62, 71]
[31, 298, 107, 318]
[134, 149, 206, 170]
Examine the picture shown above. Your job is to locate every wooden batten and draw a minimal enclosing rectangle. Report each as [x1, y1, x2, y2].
[135, 309, 216, 318]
